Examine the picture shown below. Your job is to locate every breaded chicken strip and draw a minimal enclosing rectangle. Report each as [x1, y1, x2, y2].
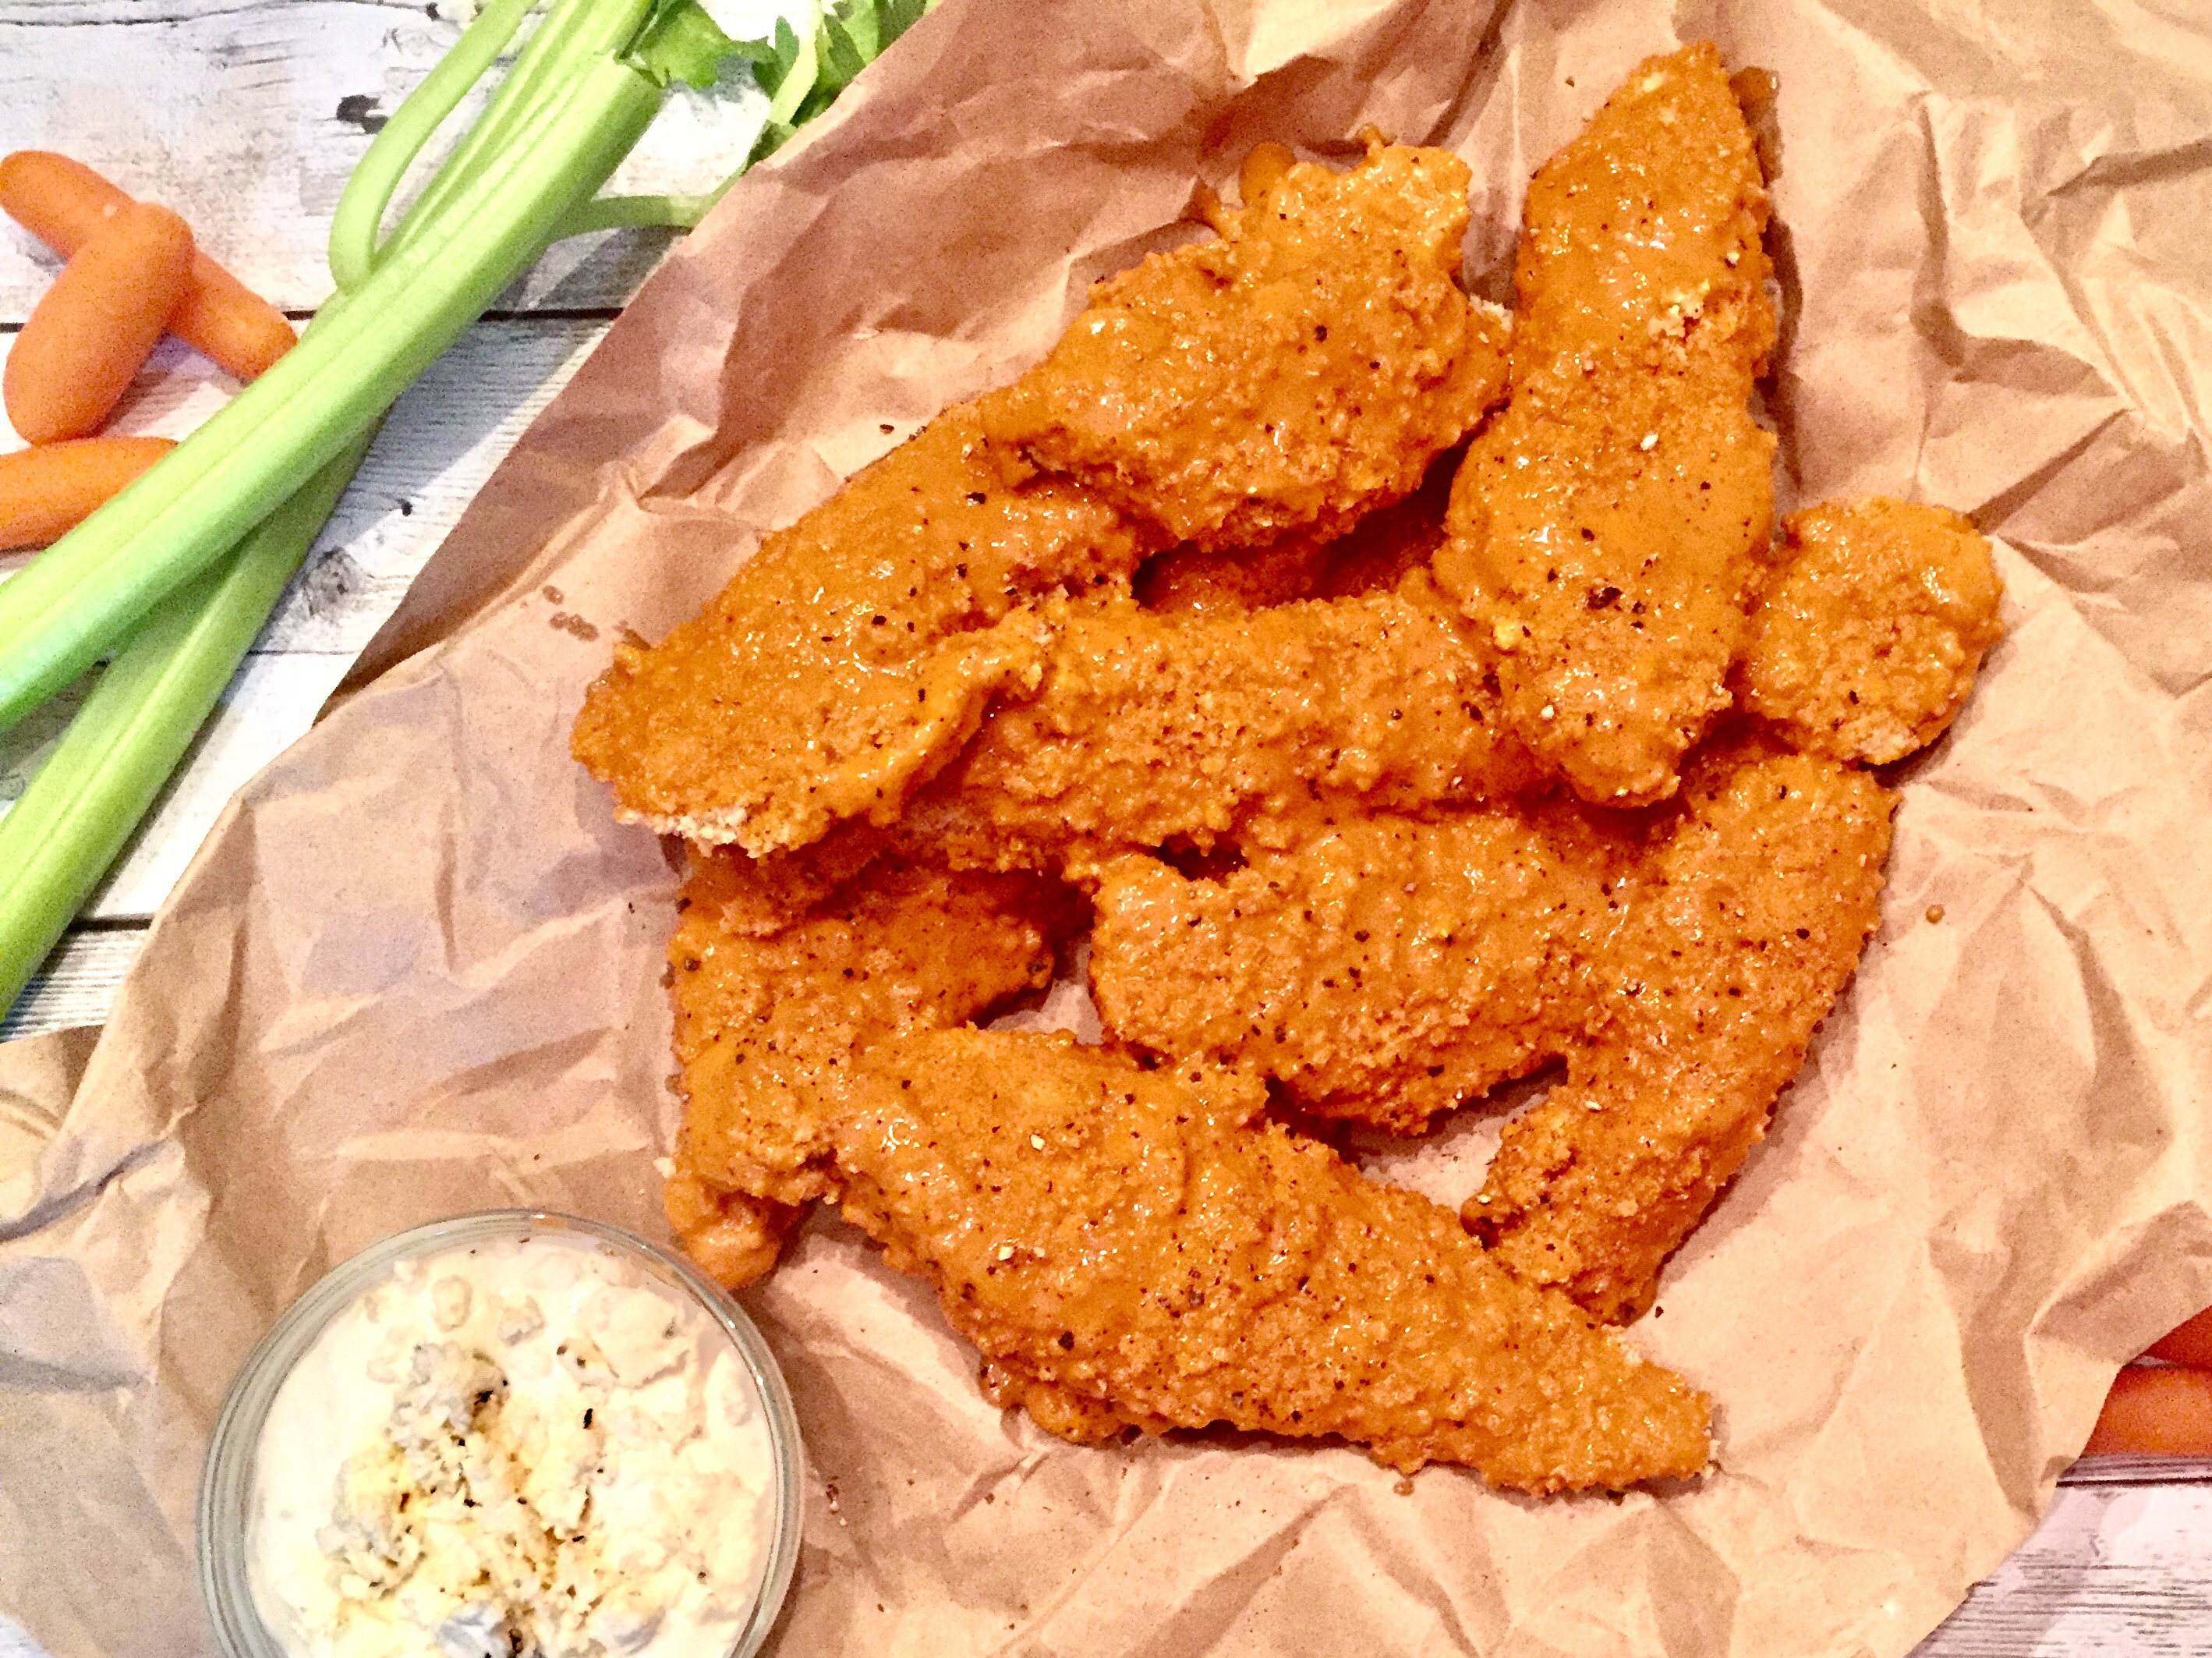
[830, 1029, 1711, 1491]
[1739, 497, 2004, 763]
[572, 405, 1157, 856]
[902, 573, 1539, 873]
[1089, 736, 1892, 1320]
[664, 820, 901, 941]
[1437, 44, 1775, 806]
[1134, 449, 1460, 615]
[1467, 742, 1892, 1320]
[1134, 533, 1342, 616]
[662, 1176, 807, 1293]
[1089, 802, 1633, 1132]
[664, 848, 1082, 1284]
[981, 139, 1509, 551]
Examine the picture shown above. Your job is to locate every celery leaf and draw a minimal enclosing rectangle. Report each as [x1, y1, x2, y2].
[628, 0, 744, 90]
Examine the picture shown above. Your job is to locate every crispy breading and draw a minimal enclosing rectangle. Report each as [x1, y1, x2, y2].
[1133, 448, 1460, 615]
[662, 1172, 806, 1291]
[1088, 803, 1634, 1132]
[1738, 497, 2004, 764]
[900, 573, 1539, 873]
[1312, 451, 1458, 598]
[671, 820, 901, 940]
[665, 851, 1081, 1232]
[1134, 533, 1342, 615]
[1090, 734, 1892, 1320]
[980, 140, 1509, 551]
[1467, 741, 1893, 1320]
[1437, 43, 1775, 806]
[572, 404, 1158, 856]
[830, 1029, 1711, 1491]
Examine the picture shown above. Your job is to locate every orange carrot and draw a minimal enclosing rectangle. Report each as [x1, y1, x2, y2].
[5, 200, 194, 445]
[0, 151, 297, 381]
[2147, 1305, 2212, 1368]
[0, 436, 175, 551]
[2084, 1365, 2212, 1457]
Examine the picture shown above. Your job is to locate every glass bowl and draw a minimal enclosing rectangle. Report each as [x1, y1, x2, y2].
[197, 1210, 804, 1658]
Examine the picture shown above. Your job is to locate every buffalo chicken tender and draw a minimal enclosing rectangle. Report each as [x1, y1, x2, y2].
[572, 404, 1157, 856]
[830, 1029, 1711, 1492]
[1739, 497, 2004, 763]
[1088, 804, 1633, 1133]
[1134, 448, 1461, 618]
[1468, 742, 1894, 1321]
[1438, 43, 1776, 806]
[1134, 533, 1342, 615]
[664, 849, 1081, 1285]
[900, 574, 1539, 873]
[980, 139, 1509, 551]
[662, 1176, 807, 1292]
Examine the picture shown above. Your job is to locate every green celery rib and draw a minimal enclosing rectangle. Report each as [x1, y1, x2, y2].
[0, 436, 371, 1019]
[398, 0, 639, 241]
[328, 0, 539, 291]
[0, 62, 657, 736]
[0, 0, 934, 1020]
[551, 189, 720, 237]
[0, 1, 666, 740]
[0, 0, 656, 1017]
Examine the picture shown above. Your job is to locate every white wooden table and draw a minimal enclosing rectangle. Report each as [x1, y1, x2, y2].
[0, 5, 2205, 1654]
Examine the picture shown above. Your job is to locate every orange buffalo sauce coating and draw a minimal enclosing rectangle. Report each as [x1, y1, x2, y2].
[982, 137, 1508, 552]
[1740, 497, 2004, 763]
[1089, 735, 1895, 1324]
[1439, 42, 1775, 806]
[903, 573, 1539, 873]
[831, 1029, 1711, 1492]
[1134, 447, 1460, 615]
[571, 403, 1156, 856]
[664, 848, 1081, 1284]
[1089, 802, 1629, 1132]
[1470, 741, 1893, 1320]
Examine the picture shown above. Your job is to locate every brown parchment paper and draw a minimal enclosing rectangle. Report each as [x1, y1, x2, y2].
[7, 0, 2212, 1653]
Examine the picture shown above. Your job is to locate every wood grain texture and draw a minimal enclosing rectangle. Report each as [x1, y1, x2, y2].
[0, 924, 138, 1040]
[0, 315, 607, 918]
[0, 0, 787, 318]
[0, 5, 2208, 1653]
[1917, 1482, 2212, 1655]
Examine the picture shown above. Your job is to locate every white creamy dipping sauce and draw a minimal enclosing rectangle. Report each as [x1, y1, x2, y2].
[246, 1234, 776, 1658]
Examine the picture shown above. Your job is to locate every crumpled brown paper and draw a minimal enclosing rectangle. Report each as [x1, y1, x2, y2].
[6, 0, 2212, 1653]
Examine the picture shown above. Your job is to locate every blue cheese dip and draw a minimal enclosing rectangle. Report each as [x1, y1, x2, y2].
[245, 1232, 776, 1658]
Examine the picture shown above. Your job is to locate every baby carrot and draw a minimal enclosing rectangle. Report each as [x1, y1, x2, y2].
[0, 436, 175, 551]
[2147, 1305, 2212, 1368]
[2083, 1366, 2212, 1458]
[0, 151, 297, 381]
[5, 200, 194, 445]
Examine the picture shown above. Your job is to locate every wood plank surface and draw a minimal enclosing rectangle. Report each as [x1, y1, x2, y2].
[0, 5, 2207, 1656]
[0, 925, 137, 1042]
[0, 315, 610, 919]
[0, 0, 785, 316]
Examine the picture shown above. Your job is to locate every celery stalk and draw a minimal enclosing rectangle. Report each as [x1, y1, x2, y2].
[327, 0, 539, 292]
[0, 45, 662, 736]
[0, 0, 936, 1023]
[0, 438, 370, 1016]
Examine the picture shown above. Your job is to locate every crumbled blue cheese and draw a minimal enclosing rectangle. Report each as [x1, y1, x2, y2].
[247, 1236, 775, 1658]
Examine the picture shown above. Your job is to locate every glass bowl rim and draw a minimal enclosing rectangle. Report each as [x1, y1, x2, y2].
[195, 1207, 805, 1658]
